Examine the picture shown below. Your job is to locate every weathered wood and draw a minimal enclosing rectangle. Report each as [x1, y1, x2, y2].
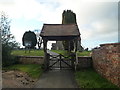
[41, 36, 78, 41]
[73, 40, 76, 52]
[40, 24, 80, 37]
[43, 39, 48, 71]
[71, 53, 75, 69]
[46, 53, 50, 69]
[75, 39, 78, 71]
[68, 41, 70, 52]
[73, 39, 78, 71]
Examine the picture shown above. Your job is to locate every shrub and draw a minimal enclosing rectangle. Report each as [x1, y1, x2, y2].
[2, 44, 19, 67]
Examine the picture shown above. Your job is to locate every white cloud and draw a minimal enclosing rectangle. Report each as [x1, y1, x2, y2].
[11, 27, 25, 46]
[0, 0, 118, 49]
[78, 2, 118, 45]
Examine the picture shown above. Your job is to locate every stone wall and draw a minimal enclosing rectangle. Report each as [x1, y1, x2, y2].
[18, 56, 44, 64]
[77, 56, 92, 69]
[92, 43, 120, 87]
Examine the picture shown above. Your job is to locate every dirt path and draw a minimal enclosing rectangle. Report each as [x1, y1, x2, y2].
[2, 70, 37, 88]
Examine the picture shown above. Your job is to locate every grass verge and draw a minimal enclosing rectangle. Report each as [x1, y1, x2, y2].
[75, 69, 119, 88]
[3, 64, 43, 79]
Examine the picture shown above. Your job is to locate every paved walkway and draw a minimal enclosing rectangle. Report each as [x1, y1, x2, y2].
[34, 50, 78, 88]
[47, 50, 59, 56]
[34, 69, 78, 88]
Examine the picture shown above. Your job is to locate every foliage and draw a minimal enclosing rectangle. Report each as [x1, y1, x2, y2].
[0, 12, 20, 67]
[3, 64, 43, 79]
[11, 50, 44, 56]
[2, 44, 18, 66]
[1, 12, 20, 49]
[75, 69, 119, 88]
[62, 10, 77, 51]
[22, 31, 37, 49]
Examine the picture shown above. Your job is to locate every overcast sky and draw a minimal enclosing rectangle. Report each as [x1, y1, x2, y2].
[0, 0, 119, 49]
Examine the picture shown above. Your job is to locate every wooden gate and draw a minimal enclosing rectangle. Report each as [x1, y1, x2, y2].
[47, 53, 75, 70]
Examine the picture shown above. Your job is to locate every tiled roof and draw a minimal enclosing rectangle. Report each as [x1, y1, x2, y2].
[40, 24, 80, 37]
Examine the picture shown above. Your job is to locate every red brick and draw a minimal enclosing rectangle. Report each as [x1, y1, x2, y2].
[92, 43, 120, 87]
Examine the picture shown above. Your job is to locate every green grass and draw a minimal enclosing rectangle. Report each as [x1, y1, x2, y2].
[11, 50, 91, 57]
[52, 50, 91, 56]
[51, 50, 69, 56]
[3, 64, 43, 79]
[75, 69, 119, 88]
[77, 51, 91, 56]
[11, 50, 44, 56]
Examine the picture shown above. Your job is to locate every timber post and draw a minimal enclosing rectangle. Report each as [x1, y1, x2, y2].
[74, 38, 78, 71]
[43, 39, 48, 71]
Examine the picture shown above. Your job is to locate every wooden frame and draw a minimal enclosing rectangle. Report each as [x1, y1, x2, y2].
[40, 24, 80, 71]
[42, 37, 78, 71]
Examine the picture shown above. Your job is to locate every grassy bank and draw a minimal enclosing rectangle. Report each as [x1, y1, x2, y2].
[3, 64, 43, 79]
[75, 69, 119, 88]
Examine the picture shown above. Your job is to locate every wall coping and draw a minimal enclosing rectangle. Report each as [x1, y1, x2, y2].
[78, 56, 91, 58]
[100, 43, 120, 46]
[17, 56, 91, 58]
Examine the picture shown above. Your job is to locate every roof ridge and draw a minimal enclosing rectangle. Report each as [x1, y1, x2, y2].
[43, 23, 77, 25]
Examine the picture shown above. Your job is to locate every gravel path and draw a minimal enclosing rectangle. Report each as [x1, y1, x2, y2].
[47, 50, 59, 56]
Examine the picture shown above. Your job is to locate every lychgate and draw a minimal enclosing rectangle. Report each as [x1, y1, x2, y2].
[40, 24, 81, 71]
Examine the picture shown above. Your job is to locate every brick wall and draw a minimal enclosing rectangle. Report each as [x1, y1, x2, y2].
[77, 56, 92, 69]
[92, 43, 120, 87]
[18, 56, 44, 64]
[17, 56, 92, 69]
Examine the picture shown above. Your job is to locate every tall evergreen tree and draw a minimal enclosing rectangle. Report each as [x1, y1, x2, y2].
[62, 10, 77, 51]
